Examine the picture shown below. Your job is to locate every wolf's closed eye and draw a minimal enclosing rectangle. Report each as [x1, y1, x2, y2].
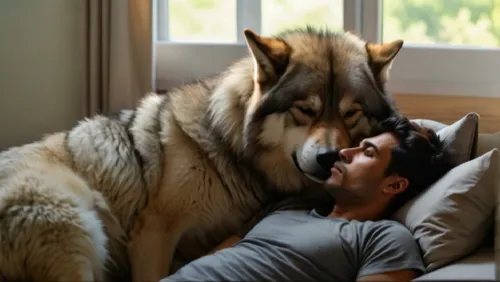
[297, 106, 315, 117]
[344, 109, 359, 118]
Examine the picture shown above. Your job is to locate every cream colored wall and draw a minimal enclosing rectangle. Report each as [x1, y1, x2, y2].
[0, 0, 86, 150]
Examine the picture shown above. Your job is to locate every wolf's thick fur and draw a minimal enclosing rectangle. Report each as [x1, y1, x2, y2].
[0, 27, 403, 281]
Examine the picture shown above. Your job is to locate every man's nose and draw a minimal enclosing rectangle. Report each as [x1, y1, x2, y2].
[339, 148, 350, 163]
[316, 147, 340, 172]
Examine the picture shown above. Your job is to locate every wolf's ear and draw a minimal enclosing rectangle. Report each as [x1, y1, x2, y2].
[243, 28, 292, 84]
[366, 40, 404, 84]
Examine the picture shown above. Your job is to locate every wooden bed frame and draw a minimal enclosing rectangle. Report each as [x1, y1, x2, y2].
[392, 93, 500, 134]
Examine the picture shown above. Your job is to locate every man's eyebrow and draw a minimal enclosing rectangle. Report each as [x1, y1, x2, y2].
[360, 140, 380, 155]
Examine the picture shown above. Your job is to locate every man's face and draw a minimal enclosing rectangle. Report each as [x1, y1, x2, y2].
[324, 132, 400, 205]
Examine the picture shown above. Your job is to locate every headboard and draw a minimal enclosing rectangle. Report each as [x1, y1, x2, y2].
[392, 93, 500, 134]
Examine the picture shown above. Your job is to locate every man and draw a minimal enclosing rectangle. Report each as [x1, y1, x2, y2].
[161, 115, 453, 282]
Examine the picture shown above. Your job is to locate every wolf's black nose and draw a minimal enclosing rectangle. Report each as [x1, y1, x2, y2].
[316, 148, 340, 172]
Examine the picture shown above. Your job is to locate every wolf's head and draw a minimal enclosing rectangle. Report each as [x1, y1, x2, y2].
[209, 27, 403, 189]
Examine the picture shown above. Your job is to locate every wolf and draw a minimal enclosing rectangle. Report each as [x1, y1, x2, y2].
[0, 27, 403, 281]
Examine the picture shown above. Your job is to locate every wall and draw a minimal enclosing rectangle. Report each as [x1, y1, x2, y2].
[0, 0, 86, 150]
[392, 94, 500, 134]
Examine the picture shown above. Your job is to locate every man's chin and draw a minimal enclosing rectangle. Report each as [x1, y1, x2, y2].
[302, 173, 343, 195]
[325, 172, 343, 187]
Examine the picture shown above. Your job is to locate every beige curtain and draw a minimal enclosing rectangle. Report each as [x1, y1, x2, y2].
[85, 0, 153, 116]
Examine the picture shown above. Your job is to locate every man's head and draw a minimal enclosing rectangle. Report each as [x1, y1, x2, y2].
[325, 115, 453, 217]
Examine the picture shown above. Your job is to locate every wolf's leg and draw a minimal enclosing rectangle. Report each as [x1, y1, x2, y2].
[34, 255, 103, 282]
[0, 195, 108, 282]
[128, 208, 186, 282]
[22, 212, 108, 282]
[0, 220, 108, 282]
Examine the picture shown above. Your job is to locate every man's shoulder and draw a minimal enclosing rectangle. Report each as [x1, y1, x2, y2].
[359, 219, 415, 244]
[263, 209, 313, 219]
[356, 221, 426, 278]
[373, 219, 407, 228]
[362, 219, 408, 230]
[248, 209, 323, 231]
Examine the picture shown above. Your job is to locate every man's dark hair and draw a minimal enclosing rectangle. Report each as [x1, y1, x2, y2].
[374, 115, 455, 217]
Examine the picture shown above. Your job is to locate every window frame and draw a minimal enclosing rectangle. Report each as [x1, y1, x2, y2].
[153, 0, 500, 98]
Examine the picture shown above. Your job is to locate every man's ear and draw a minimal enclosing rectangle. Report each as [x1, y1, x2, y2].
[365, 39, 404, 84]
[243, 28, 292, 84]
[383, 176, 409, 195]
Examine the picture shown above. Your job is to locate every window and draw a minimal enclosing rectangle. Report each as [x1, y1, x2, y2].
[158, 0, 343, 42]
[382, 0, 500, 47]
[379, 0, 500, 98]
[165, 0, 238, 43]
[154, 0, 500, 98]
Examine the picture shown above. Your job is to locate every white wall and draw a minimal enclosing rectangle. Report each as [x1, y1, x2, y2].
[0, 0, 86, 150]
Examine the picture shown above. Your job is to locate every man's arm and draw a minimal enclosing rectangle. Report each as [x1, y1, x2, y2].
[356, 221, 426, 280]
[358, 269, 420, 281]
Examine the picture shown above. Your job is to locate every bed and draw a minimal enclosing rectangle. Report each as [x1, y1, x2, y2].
[391, 93, 499, 281]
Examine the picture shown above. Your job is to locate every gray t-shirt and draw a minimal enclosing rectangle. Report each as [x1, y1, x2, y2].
[163, 208, 426, 281]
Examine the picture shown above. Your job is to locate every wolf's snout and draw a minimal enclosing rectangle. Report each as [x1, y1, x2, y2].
[316, 148, 340, 173]
[293, 138, 344, 183]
